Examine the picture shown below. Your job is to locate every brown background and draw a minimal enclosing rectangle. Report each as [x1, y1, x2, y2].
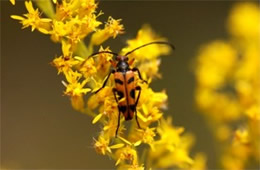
[1, 0, 248, 169]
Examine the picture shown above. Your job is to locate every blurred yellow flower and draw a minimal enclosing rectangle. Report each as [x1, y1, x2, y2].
[9, 0, 15, 5]
[228, 2, 260, 42]
[195, 2, 260, 169]
[148, 118, 194, 168]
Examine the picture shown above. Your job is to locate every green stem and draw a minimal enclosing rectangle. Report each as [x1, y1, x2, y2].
[75, 41, 91, 58]
[34, 0, 55, 19]
[83, 107, 97, 118]
[140, 147, 148, 165]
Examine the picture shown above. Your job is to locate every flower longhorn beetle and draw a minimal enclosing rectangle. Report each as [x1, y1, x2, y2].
[87, 41, 175, 136]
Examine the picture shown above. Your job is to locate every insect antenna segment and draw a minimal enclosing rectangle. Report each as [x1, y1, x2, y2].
[87, 51, 119, 59]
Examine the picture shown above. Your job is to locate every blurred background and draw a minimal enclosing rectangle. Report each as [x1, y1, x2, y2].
[1, 0, 255, 169]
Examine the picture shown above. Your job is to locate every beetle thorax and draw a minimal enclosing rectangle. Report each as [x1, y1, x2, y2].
[117, 60, 129, 72]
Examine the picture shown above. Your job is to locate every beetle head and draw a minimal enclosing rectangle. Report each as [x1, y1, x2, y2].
[115, 55, 128, 62]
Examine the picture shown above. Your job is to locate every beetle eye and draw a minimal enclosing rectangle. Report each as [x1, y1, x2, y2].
[125, 57, 129, 61]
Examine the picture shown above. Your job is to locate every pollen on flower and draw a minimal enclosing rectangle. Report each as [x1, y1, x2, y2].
[94, 136, 111, 155]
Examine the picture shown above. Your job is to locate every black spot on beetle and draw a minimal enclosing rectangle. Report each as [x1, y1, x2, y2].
[127, 77, 134, 84]
[117, 91, 124, 99]
[129, 104, 136, 112]
[130, 89, 135, 99]
[119, 105, 127, 113]
[115, 79, 123, 85]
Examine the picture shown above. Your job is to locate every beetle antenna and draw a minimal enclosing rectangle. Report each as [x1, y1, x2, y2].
[87, 51, 119, 59]
[124, 41, 175, 56]
[81, 51, 119, 67]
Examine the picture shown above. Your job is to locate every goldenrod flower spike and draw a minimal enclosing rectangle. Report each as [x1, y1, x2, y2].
[11, 0, 204, 169]
[195, 2, 260, 169]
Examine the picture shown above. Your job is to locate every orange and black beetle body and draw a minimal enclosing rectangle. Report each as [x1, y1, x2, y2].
[94, 55, 144, 136]
[88, 41, 175, 136]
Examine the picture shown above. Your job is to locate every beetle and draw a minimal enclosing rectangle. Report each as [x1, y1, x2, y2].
[87, 41, 175, 136]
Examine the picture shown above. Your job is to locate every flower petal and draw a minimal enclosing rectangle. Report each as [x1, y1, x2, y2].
[11, 15, 24, 20]
[92, 113, 103, 124]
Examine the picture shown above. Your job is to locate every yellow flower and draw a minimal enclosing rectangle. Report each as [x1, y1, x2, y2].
[50, 20, 69, 42]
[216, 125, 231, 141]
[195, 41, 237, 88]
[121, 25, 171, 62]
[63, 72, 91, 97]
[94, 136, 111, 155]
[148, 118, 194, 169]
[106, 17, 125, 38]
[80, 57, 97, 78]
[221, 128, 252, 170]
[87, 86, 112, 109]
[190, 153, 207, 170]
[78, 0, 98, 17]
[115, 146, 139, 166]
[94, 135, 125, 155]
[138, 127, 156, 149]
[245, 105, 260, 121]
[63, 72, 91, 111]
[52, 56, 79, 74]
[11, 1, 51, 34]
[137, 87, 167, 125]
[118, 164, 144, 170]
[228, 2, 260, 42]
[50, 0, 101, 44]
[95, 46, 113, 78]
[90, 17, 124, 46]
[195, 2, 260, 169]
[138, 59, 162, 79]
[67, 15, 101, 44]
[234, 128, 249, 144]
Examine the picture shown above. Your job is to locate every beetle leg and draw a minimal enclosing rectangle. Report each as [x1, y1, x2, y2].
[113, 88, 121, 137]
[132, 68, 147, 84]
[135, 86, 142, 129]
[94, 69, 115, 94]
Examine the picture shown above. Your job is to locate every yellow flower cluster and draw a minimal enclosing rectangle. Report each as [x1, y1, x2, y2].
[11, 0, 205, 169]
[195, 2, 260, 169]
